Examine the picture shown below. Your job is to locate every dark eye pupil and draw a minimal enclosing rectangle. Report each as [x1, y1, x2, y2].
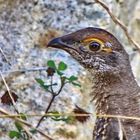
[89, 42, 101, 51]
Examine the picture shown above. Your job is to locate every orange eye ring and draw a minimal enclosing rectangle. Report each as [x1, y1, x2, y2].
[83, 38, 104, 52]
[82, 38, 113, 53]
[83, 38, 104, 44]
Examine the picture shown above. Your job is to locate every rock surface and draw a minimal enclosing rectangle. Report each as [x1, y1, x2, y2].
[0, 0, 140, 140]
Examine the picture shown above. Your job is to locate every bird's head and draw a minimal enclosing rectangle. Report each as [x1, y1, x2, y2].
[47, 27, 130, 75]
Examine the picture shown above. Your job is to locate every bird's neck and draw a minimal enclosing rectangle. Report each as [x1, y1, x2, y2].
[89, 69, 140, 139]
[89, 69, 140, 115]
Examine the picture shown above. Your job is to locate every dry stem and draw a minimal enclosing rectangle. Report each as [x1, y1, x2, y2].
[95, 0, 140, 53]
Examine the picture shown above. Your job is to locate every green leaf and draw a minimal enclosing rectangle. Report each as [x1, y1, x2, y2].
[49, 111, 61, 118]
[35, 78, 49, 90]
[15, 121, 23, 132]
[9, 131, 21, 139]
[51, 117, 68, 122]
[35, 78, 44, 85]
[57, 70, 64, 76]
[47, 60, 56, 69]
[71, 82, 81, 87]
[50, 111, 73, 122]
[19, 113, 27, 120]
[68, 76, 78, 82]
[58, 61, 67, 71]
[51, 115, 74, 123]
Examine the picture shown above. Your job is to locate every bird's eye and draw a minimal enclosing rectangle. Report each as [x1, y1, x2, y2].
[89, 42, 101, 52]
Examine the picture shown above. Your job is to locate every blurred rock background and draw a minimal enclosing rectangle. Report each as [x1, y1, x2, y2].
[0, 0, 139, 140]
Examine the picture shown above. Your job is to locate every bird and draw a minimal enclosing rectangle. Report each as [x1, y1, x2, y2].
[47, 27, 140, 140]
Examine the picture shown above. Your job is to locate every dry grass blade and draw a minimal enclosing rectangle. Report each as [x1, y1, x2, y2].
[20, 125, 34, 139]
[95, 0, 140, 53]
[1, 113, 140, 122]
[0, 71, 19, 113]
[0, 108, 53, 140]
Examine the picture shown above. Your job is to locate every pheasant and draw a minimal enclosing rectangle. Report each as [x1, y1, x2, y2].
[47, 27, 140, 140]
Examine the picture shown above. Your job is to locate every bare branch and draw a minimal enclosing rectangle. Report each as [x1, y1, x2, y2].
[95, 0, 140, 53]
[36, 76, 66, 128]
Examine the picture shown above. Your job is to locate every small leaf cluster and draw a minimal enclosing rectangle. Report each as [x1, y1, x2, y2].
[36, 60, 81, 92]
[8, 60, 82, 139]
[35, 60, 81, 127]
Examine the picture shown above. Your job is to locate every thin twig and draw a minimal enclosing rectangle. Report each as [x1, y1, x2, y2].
[55, 82, 65, 96]
[36, 95, 55, 128]
[0, 71, 19, 113]
[36, 76, 56, 128]
[36, 76, 66, 128]
[95, 0, 140, 53]
[50, 76, 55, 94]
[0, 108, 53, 140]
[2, 67, 48, 74]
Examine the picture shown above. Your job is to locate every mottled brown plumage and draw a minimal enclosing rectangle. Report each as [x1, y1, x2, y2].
[47, 27, 140, 140]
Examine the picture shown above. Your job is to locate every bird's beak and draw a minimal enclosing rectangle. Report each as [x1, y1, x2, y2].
[47, 37, 69, 49]
[47, 37, 61, 48]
